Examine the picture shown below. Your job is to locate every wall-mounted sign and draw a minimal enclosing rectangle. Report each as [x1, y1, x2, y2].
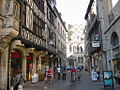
[92, 42, 100, 47]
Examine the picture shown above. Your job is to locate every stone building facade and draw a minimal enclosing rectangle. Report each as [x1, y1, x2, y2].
[85, 0, 120, 81]
[0, 0, 67, 89]
[99, 0, 120, 75]
[66, 24, 85, 68]
[84, 0, 103, 72]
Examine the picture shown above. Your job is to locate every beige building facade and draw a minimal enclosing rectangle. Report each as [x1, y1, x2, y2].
[0, 0, 67, 89]
[66, 24, 85, 68]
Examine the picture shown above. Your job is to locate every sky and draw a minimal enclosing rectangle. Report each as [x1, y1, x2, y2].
[56, 0, 89, 25]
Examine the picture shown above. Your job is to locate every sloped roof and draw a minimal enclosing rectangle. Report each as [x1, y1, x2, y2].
[67, 55, 76, 61]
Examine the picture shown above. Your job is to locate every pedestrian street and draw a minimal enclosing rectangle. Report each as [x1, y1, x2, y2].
[23, 71, 120, 90]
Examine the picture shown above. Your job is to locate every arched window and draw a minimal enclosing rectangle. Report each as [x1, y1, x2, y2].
[69, 45, 72, 52]
[77, 43, 81, 52]
[80, 47, 83, 52]
[73, 46, 76, 52]
[77, 46, 79, 52]
[49, 32, 56, 46]
[111, 32, 119, 46]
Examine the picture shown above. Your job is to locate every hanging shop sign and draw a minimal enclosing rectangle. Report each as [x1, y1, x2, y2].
[92, 42, 100, 47]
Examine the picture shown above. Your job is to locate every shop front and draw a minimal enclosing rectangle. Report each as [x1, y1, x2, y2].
[26, 53, 33, 81]
[40, 57, 48, 81]
[11, 49, 22, 86]
[112, 54, 120, 84]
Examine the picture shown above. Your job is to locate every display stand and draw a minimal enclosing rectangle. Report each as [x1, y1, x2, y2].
[103, 71, 114, 90]
[32, 74, 39, 83]
[91, 70, 98, 81]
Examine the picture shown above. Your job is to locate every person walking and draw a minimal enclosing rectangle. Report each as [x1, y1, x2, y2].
[13, 73, 25, 90]
[96, 67, 100, 81]
[47, 67, 53, 83]
[71, 67, 76, 81]
[57, 66, 61, 80]
[62, 67, 66, 80]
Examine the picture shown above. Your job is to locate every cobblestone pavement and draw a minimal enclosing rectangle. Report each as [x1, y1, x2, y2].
[23, 71, 120, 90]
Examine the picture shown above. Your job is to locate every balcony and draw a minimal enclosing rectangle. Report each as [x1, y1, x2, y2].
[47, 44, 56, 54]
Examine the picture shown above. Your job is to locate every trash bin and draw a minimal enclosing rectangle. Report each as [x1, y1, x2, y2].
[32, 74, 38, 83]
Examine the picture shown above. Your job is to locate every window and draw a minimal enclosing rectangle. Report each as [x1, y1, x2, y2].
[78, 57, 83, 63]
[22, 4, 26, 25]
[73, 46, 76, 52]
[34, 0, 44, 13]
[108, 12, 114, 24]
[26, 6, 33, 30]
[33, 14, 45, 37]
[49, 32, 56, 46]
[13, 2, 20, 19]
[11, 49, 22, 70]
[80, 47, 83, 52]
[39, 0, 44, 13]
[111, 32, 119, 46]
[58, 39, 60, 49]
[69, 45, 72, 52]
[77, 46, 79, 52]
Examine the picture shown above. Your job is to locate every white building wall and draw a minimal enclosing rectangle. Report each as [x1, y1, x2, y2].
[66, 24, 85, 67]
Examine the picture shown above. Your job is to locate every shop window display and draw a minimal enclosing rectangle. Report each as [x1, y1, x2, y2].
[11, 49, 22, 87]
[26, 53, 33, 81]
[11, 49, 22, 73]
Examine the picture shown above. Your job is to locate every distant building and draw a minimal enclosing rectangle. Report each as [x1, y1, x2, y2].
[66, 24, 85, 68]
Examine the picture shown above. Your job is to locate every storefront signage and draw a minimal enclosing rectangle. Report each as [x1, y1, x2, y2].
[92, 42, 100, 47]
[21, 28, 46, 48]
